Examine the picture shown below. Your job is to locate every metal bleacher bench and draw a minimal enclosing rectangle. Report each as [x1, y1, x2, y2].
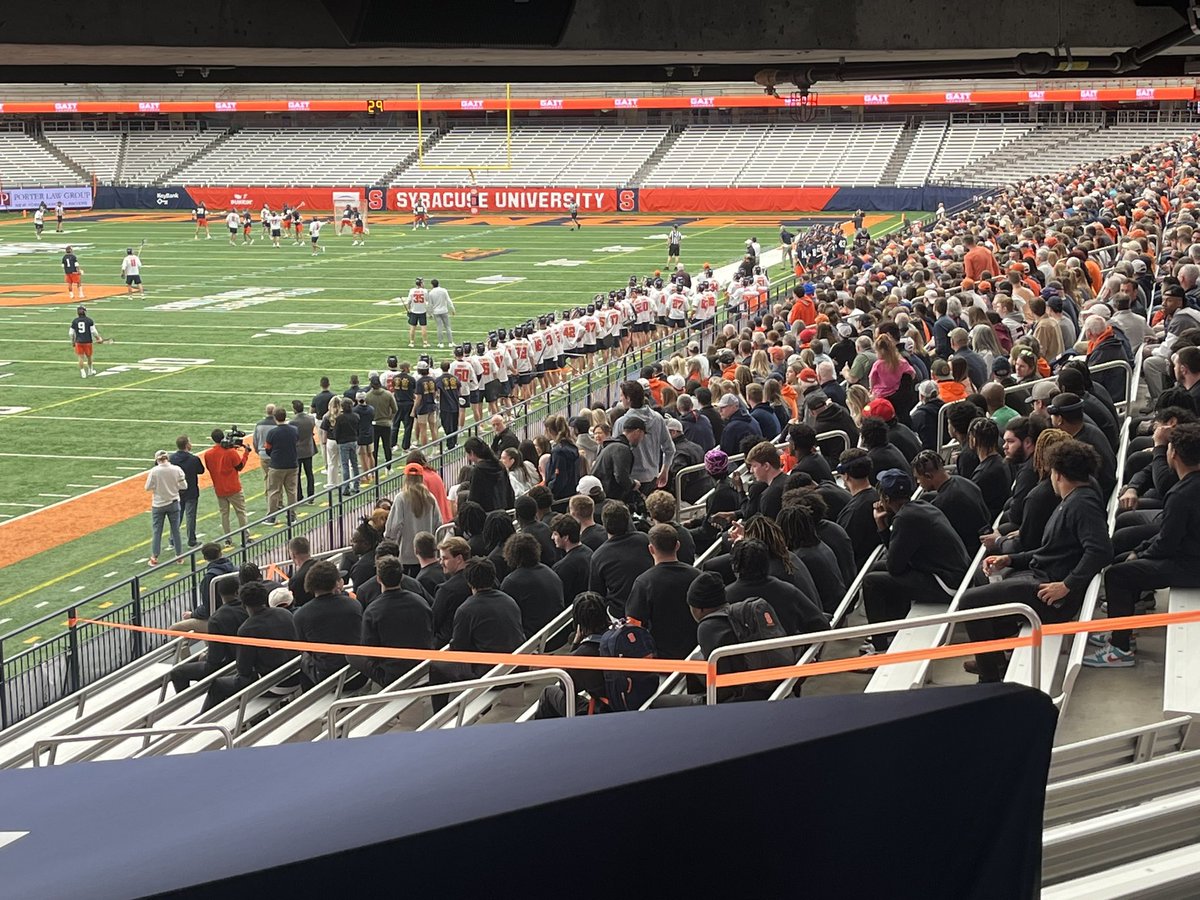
[1163, 587, 1200, 718]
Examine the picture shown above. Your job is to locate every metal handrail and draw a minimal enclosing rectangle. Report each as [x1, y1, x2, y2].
[705, 603, 1044, 705]
[326, 668, 576, 738]
[32, 723, 234, 766]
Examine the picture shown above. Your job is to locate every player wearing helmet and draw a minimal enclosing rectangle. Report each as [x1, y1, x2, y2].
[406, 277, 429, 348]
[451, 344, 480, 427]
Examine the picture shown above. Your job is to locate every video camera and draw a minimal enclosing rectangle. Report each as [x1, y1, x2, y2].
[220, 426, 249, 450]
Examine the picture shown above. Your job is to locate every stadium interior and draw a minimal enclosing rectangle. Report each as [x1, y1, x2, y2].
[3, 1, 1200, 893]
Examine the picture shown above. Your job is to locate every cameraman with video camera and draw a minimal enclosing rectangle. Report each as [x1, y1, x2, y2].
[205, 427, 251, 546]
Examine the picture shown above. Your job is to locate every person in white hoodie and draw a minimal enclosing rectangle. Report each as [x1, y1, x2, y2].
[427, 278, 456, 348]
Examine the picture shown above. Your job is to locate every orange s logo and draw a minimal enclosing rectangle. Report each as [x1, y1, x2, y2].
[367, 189, 384, 211]
[617, 189, 637, 213]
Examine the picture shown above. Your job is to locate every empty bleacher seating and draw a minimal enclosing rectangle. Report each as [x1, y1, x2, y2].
[120, 128, 226, 185]
[397, 123, 669, 187]
[925, 120, 1036, 183]
[641, 123, 903, 187]
[42, 131, 122, 183]
[0, 131, 82, 186]
[172, 126, 419, 186]
[894, 119, 947, 187]
[949, 121, 1200, 186]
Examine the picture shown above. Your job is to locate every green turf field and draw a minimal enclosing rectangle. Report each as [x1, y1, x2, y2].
[0, 209, 912, 632]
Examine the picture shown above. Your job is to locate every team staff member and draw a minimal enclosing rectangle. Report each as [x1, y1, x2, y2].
[169, 435, 205, 548]
[62, 245, 84, 300]
[205, 428, 251, 545]
[69, 305, 103, 379]
[364, 375, 398, 468]
[145, 449, 187, 566]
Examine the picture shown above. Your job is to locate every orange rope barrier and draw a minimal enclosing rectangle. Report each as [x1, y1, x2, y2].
[71, 605, 1200, 692]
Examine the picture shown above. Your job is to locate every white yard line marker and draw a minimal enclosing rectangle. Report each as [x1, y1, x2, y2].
[35, 600, 50, 606]
[103, 571, 118, 578]
[0, 502, 42, 508]
[38, 493, 72, 498]
[91, 475, 122, 480]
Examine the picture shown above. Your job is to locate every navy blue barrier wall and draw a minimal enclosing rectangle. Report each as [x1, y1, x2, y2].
[93, 186, 196, 210]
[828, 185, 982, 212]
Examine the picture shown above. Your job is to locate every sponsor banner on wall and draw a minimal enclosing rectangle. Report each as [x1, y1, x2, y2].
[0, 185, 93, 211]
[0, 86, 1192, 114]
[388, 187, 627, 213]
[183, 186, 373, 212]
[93, 186, 196, 209]
[638, 187, 839, 214]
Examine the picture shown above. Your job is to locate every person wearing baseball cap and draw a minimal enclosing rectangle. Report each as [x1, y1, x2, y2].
[861, 396, 922, 462]
[858, 467, 974, 660]
[716, 392, 762, 455]
[145, 449, 188, 566]
[1047, 392, 1117, 495]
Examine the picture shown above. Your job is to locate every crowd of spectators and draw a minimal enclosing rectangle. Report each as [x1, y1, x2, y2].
[170, 134, 1200, 715]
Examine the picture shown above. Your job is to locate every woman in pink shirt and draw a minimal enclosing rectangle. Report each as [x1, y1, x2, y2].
[868, 333, 915, 400]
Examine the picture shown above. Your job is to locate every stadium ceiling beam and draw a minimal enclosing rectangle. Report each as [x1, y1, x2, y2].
[0, 0, 1197, 83]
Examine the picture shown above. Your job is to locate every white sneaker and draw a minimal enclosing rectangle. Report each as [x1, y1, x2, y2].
[80, 369, 87, 379]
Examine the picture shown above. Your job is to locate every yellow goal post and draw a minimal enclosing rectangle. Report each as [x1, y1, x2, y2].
[416, 83, 513, 171]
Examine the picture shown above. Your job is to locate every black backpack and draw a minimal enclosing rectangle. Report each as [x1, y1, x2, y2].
[725, 598, 798, 675]
[598, 620, 659, 712]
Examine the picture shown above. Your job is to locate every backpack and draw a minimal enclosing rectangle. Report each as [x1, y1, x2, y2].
[724, 598, 798, 675]
[599, 620, 659, 712]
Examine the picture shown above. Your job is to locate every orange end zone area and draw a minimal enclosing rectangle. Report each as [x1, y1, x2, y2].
[0, 454, 263, 570]
[0, 284, 128, 307]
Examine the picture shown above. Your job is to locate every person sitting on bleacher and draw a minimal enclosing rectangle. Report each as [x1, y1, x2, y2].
[910, 450, 991, 554]
[171, 542, 235, 633]
[292, 560, 363, 689]
[959, 440, 1113, 683]
[1088, 423, 1200, 668]
[550, 514, 593, 608]
[722, 539, 827, 638]
[983, 428, 1069, 556]
[860, 469, 974, 658]
[204, 581, 300, 709]
[533, 592, 611, 718]
[683, 571, 781, 703]
[1047, 393, 1118, 497]
[501, 533, 565, 639]
[429, 558, 525, 711]
[834, 449, 881, 570]
[353, 540, 433, 607]
[169, 576, 244, 701]
[588, 501, 652, 618]
[352, 555, 433, 687]
[626, 524, 701, 660]
[966, 417, 1011, 520]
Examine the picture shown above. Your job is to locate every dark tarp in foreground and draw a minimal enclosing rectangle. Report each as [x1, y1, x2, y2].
[0, 683, 1055, 899]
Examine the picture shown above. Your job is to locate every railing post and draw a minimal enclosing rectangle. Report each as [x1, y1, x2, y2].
[130, 577, 143, 658]
[0, 637, 7, 729]
[66, 605, 81, 694]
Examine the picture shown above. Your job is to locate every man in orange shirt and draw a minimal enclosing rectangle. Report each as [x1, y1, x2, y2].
[962, 234, 1000, 282]
[788, 284, 817, 327]
[204, 428, 252, 545]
